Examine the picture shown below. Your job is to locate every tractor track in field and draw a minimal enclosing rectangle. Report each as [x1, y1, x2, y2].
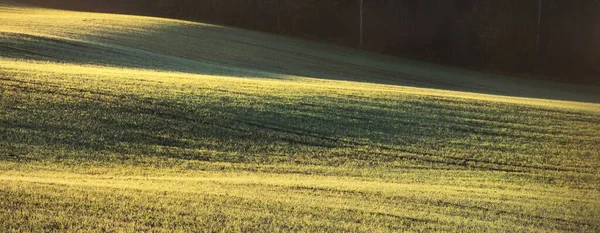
[280, 184, 596, 230]
[0, 44, 51, 59]
[232, 120, 580, 173]
[277, 100, 569, 143]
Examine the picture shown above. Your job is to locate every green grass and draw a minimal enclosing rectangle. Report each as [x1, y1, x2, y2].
[1, 2, 600, 232]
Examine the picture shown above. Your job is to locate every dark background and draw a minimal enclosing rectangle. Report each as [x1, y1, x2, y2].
[18, 0, 600, 85]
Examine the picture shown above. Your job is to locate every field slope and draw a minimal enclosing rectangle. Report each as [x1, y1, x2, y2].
[1, 2, 600, 232]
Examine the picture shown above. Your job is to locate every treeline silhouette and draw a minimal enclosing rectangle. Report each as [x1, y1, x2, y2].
[20, 0, 600, 84]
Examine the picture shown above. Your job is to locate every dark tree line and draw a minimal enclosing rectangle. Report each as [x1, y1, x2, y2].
[21, 0, 600, 84]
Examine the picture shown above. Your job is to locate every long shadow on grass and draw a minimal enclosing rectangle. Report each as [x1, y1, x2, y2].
[2, 80, 599, 173]
[0, 32, 277, 79]
[2, 21, 599, 103]
[131, 21, 600, 103]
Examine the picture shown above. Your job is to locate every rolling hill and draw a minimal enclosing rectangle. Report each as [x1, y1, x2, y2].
[1, 2, 599, 232]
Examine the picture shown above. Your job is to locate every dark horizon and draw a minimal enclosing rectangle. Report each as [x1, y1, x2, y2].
[16, 0, 600, 86]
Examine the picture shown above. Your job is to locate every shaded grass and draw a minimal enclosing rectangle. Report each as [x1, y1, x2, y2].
[2, 61, 598, 172]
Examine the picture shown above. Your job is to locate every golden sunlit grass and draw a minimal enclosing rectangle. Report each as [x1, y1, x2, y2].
[1, 2, 600, 232]
[2, 164, 599, 232]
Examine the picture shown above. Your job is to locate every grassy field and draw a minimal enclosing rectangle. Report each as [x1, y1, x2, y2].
[1, 2, 600, 232]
